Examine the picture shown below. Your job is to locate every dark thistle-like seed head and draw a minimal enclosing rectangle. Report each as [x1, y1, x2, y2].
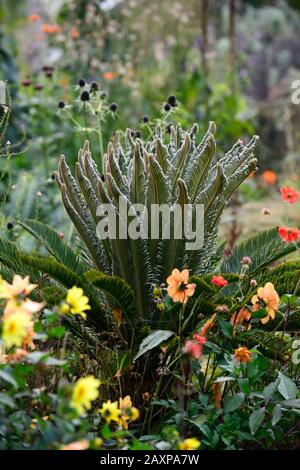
[58, 101, 65, 109]
[78, 78, 86, 87]
[100, 92, 107, 99]
[7, 222, 14, 230]
[164, 103, 171, 112]
[21, 79, 31, 87]
[90, 81, 99, 92]
[142, 115, 149, 123]
[42, 65, 53, 72]
[80, 90, 90, 101]
[167, 95, 177, 107]
[34, 84, 43, 91]
[109, 102, 118, 112]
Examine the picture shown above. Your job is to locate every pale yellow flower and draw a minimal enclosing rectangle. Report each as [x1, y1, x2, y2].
[2, 312, 33, 349]
[60, 286, 91, 319]
[179, 437, 201, 450]
[118, 396, 140, 429]
[70, 376, 101, 415]
[99, 400, 120, 424]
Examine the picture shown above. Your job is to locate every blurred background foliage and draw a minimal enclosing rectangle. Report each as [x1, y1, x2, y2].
[0, 0, 300, 240]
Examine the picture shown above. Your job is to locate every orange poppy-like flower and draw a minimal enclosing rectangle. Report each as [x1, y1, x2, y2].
[183, 340, 202, 359]
[70, 27, 80, 39]
[211, 275, 228, 287]
[251, 282, 279, 324]
[61, 439, 89, 451]
[166, 268, 196, 303]
[262, 170, 277, 185]
[103, 71, 118, 81]
[230, 307, 251, 327]
[278, 226, 300, 243]
[234, 347, 252, 364]
[28, 14, 41, 22]
[280, 186, 300, 204]
[212, 382, 222, 409]
[200, 314, 216, 337]
[41, 24, 61, 35]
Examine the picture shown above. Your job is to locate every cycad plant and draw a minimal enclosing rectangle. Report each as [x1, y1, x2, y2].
[0, 120, 299, 366]
[54, 122, 258, 314]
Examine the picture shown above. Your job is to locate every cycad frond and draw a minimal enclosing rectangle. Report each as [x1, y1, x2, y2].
[54, 122, 259, 314]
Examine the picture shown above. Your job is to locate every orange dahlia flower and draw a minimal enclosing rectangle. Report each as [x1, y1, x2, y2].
[251, 282, 279, 324]
[230, 307, 251, 327]
[166, 268, 196, 303]
[234, 347, 252, 363]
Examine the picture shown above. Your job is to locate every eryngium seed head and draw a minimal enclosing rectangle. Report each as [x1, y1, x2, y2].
[90, 81, 99, 92]
[109, 102, 118, 112]
[80, 91, 90, 101]
[167, 95, 177, 107]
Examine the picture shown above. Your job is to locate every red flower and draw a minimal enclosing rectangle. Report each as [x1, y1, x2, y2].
[278, 226, 300, 243]
[193, 333, 207, 345]
[211, 275, 228, 287]
[280, 186, 300, 204]
[183, 340, 202, 359]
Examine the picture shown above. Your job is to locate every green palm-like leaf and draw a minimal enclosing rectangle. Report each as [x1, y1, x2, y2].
[221, 228, 300, 276]
[18, 218, 88, 274]
[85, 269, 140, 326]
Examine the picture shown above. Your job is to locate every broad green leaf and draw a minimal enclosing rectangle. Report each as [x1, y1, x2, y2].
[282, 399, 300, 409]
[217, 317, 233, 339]
[0, 369, 18, 388]
[272, 404, 282, 426]
[263, 378, 280, 405]
[224, 392, 245, 413]
[278, 372, 297, 400]
[0, 392, 15, 408]
[280, 294, 297, 306]
[133, 330, 174, 362]
[249, 407, 265, 434]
